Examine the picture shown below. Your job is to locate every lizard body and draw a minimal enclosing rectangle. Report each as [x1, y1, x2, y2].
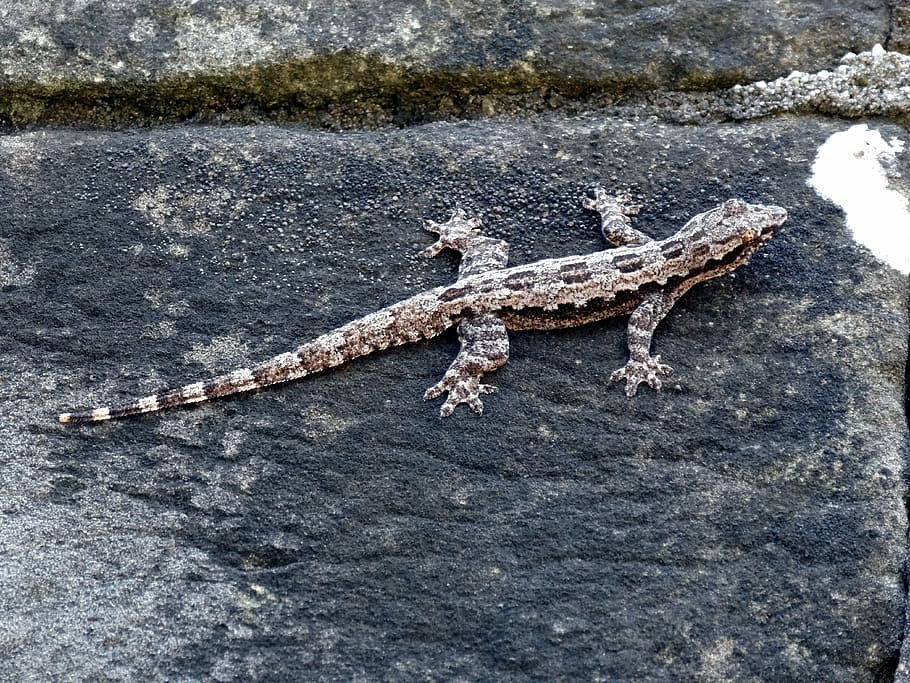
[58, 186, 786, 423]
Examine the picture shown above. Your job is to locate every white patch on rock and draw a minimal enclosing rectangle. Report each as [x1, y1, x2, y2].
[0, 239, 36, 287]
[18, 26, 56, 49]
[129, 17, 159, 43]
[174, 9, 282, 70]
[808, 124, 910, 274]
[186, 334, 251, 372]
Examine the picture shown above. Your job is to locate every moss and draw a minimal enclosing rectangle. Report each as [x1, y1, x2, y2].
[0, 51, 672, 129]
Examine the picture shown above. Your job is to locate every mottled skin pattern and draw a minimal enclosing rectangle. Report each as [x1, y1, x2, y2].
[59, 186, 787, 423]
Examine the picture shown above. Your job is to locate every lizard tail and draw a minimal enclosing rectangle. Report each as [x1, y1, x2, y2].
[59, 289, 454, 424]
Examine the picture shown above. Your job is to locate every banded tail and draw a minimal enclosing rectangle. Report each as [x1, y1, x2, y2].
[59, 289, 454, 424]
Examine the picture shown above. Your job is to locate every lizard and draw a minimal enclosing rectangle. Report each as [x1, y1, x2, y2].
[58, 186, 787, 424]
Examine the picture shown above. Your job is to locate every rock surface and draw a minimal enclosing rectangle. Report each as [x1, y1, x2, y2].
[0, 0, 887, 80]
[0, 1, 908, 682]
[1, 116, 907, 681]
[0, 0, 893, 127]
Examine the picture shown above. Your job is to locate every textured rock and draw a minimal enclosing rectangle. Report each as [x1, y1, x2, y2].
[0, 0, 892, 127]
[1, 0, 908, 679]
[0, 0, 887, 81]
[894, 4, 910, 53]
[723, 45, 910, 119]
[0, 116, 905, 680]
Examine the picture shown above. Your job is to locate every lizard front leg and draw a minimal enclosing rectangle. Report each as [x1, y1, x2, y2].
[420, 208, 509, 277]
[582, 184, 649, 246]
[420, 209, 511, 416]
[611, 289, 684, 396]
[584, 187, 676, 396]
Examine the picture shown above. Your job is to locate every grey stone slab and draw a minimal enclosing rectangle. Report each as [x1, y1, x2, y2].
[0, 116, 906, 680]
[0, 1, 893, 127]
[0, 0, 888, 81]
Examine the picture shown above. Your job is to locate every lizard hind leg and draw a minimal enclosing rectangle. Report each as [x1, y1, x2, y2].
[424, 313, 509, 417]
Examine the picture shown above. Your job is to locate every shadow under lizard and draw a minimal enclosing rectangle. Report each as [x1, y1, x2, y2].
[59, 186, 787, 423]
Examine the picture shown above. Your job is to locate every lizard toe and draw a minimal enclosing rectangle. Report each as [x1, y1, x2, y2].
[612, 356, 673, 397]
[423, 381, 446, 400]
[427, 374, 493, 417]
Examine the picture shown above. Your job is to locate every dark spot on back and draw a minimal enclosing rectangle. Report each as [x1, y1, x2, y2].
[502, 269, 538, 291]
[438, 285, 470, 302]
[660, 240, 685, 260]
[155, 392, 184, 409]
[613, 253, 643, 273]
[505, 269, 537, 282]
[559, 262, 591, 283]
[202, 379, 224, 396]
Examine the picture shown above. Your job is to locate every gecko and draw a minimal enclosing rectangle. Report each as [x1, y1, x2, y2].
[58, 186, 787, 424]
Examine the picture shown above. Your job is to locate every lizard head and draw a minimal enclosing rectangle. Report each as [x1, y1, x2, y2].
[717, 198, 787, 247]
[675, 198, 787, 277]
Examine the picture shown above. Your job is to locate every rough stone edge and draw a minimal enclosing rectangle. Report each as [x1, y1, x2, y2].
[0, 46, 908, 130]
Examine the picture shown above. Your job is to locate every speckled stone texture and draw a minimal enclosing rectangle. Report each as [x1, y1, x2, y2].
[0, 117, 906, 681]
[1, 1, 908, 681]
[0, 0, 894, 127]
[0, 0, 888, 81]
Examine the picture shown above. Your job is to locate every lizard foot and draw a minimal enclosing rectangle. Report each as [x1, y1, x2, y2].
[610, 355, 673, 397]
[581, 186, 642, 217]
[419, 208, 483, 258]
[424, 373, 497, 417]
